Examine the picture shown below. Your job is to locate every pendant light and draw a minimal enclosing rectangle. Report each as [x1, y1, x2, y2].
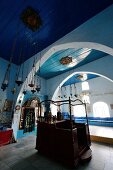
[15, 46, 24, 86]
[1, 64, 11, 91]
[70, 84, 73, 98]
[58, 86, 61, 98]
[35, 51, 41, 92]
[35, 66, 41, 92]
[1, 28, 19, 91]
[28, 58, 35, 88]
[22, 37, 30, 95]
[74, 83, 78, 97]
[63, 86, 67, 98]
[22, 76, 28, 95]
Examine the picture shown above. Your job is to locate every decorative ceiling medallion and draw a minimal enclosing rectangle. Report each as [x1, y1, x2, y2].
[76, 73, 87, 81]
[60, 56, 72, 65]
[21, 6, 42, 31]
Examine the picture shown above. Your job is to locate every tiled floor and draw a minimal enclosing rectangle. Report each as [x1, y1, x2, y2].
[0, 135, 113, 170]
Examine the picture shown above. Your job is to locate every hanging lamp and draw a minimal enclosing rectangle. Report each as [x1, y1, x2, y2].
[1, 64, 11, 91]
[74, 83, 78, 97]
[35, 68, 41, 92]
[35, 51, 41, 92]
[15, 47, 24, 86]
[58, 86, 61, 98]
[1, 26, 19, 91]
[63, 86, 67, 98]
[22, 75, 28, 95]
[31, 88, 36, 94]
[28, 59, 35, 88]
[70, 84, 73, 98]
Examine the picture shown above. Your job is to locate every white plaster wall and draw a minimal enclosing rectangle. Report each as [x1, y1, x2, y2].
[58, 77, 113, 117]
[0, 57, 18, 121]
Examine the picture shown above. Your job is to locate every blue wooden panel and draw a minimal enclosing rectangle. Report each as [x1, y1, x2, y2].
[39, 48, 107, 79]
[0, 0, 112, 64]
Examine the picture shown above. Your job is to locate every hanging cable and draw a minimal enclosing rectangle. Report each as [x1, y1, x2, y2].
[1, 21, 20, 91]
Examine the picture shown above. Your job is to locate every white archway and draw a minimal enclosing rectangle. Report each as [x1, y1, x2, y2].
[38, 42, 113, 70]
[52, 71, 113, 101]
[20, 41, 113, 99]
[12, 42, 113, 140]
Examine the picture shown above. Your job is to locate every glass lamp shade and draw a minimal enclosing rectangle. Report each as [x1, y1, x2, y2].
[74, 94, 78, 97]
[31, 89, 36, 94]
[28, 81, 34, 87]
[1, 83, 8, 91]
[15, 77, 23, 86]
[23, 90, 27, 95]
[1, 80, 8, 91]
[35, 85, 40, 92]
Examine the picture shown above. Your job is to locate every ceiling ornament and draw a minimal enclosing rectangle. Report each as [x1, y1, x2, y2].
[21, 6, 42, 31]
[60, 56, 72, 65]
[76, 73, 87, 81]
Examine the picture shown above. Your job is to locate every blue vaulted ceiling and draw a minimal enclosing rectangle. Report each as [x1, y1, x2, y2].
[0, 0, 112, 65]
[62, 74, 99, 86]
[39, 48, 107, 79]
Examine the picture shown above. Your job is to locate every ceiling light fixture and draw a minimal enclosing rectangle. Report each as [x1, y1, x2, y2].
[76, 73, 87, 81]
[21, 6, 42, 32]
[60, 56, 72, 65]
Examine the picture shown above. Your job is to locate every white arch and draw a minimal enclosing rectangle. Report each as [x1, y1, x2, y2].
[19, 41, 113, 100]
[52, 71, 113, 101]
[93, 102, 110, 117]
[12, 42, 113, 139]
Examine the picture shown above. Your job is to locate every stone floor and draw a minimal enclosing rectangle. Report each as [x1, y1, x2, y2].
[0, 135, 113, 170]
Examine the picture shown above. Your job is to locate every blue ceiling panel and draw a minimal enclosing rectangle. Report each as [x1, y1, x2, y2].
[62, 74, 99, 86]
[39, 48, 107, 79]
[0, 0, 112, 65]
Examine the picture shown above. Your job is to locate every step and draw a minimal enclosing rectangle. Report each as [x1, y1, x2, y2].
[80, 149, 92, 162]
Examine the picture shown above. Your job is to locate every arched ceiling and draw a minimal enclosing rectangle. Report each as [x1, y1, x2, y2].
[0, 0, 112, 65]
[39, 48, 107, 79]
[62, 74, 99, 86]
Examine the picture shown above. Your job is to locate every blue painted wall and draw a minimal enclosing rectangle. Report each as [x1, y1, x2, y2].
[0, 58, 18, 123]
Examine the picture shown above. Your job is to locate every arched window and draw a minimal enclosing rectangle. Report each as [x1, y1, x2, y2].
[82, 81, 89, 91]
[93, 102, 110, 117]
